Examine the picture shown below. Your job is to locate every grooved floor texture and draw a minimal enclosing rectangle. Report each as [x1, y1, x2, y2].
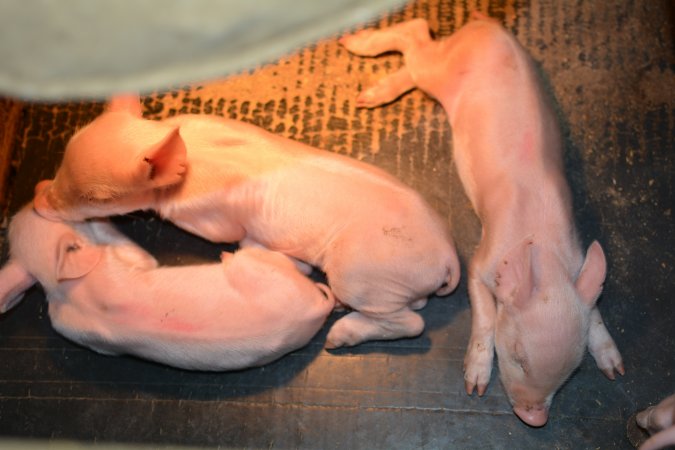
[0, 0, 673, 448]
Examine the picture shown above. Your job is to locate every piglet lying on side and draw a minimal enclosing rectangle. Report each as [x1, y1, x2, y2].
[33, 95, 460, 349]
[0, 203, 334, 370]
[636, 394, 675, 450]
[340, 13, 623, 426]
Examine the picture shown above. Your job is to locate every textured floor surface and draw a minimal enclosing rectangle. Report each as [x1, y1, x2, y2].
[0, 0, 673, 448]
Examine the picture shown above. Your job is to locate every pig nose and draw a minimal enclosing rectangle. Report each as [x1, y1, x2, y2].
[35, 179, 52, 196]
[33, 179, 62, 222]
[513, 404, 549, 427]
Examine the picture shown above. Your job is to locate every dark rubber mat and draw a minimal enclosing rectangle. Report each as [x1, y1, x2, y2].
[0, 0, 673, 448]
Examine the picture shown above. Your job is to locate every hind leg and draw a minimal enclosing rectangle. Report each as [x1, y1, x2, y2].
[588, 306, 625, 380]
[356, 67, 415, 108]
[339, 18, 432, 56]
[340, 20, 433, 108]
[325, 308, 425, 349]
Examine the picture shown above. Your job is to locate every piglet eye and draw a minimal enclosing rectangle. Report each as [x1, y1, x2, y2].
[81, 192, 113, 204]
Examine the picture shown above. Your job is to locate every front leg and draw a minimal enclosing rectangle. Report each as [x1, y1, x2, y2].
[463, 260, 497, 396]
[587, 306, 625, 379]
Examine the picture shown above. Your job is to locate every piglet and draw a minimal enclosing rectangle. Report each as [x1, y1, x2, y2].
[0, 203, 334, 370]
[636, 394, 675, 450]
[340, 13, 623, 426]
[33, 95, 460, 349]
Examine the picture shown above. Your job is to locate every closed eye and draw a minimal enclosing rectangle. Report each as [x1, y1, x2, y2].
[81, 191, 118, 204]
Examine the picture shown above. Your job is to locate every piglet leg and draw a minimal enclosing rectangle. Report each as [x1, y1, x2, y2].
[587, 307, 625, 379]
[325, 308, 424, 349]
[355, 68, 415, 108]
[463, 266, 497, 396]
[340, 19, 431, 55]
[340, 20, 431, 107]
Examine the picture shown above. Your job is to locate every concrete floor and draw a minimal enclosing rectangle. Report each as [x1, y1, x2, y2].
[0, 0, 673, 448]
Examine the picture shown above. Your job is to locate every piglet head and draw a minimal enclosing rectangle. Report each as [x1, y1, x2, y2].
[493, 238, 607, 427]
[34, 94, 188, 222]
[0, 205, 104, 312]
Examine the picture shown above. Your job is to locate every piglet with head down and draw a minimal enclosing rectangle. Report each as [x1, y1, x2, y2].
[0, 201, 334, 370]
[340, 13, 623, 426]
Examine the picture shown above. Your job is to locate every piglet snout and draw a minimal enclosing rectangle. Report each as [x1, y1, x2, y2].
[33, 180, 61, 222]
[35, 179, 51, 196]
[513, 404, 549, 427]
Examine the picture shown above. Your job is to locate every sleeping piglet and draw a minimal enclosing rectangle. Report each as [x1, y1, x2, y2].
[32, 95, 460, 349]
[340, 13, 623, 425]
[0, 203, 334, 370]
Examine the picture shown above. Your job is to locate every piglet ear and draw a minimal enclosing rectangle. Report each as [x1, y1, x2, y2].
[138, 127, 187, 188]
[107, 94, 143, 117]
[575, 241, 607, 307]
[0, 259, 36, 313]
[495, 237, 535, 308]
[55, 233, 103, 281]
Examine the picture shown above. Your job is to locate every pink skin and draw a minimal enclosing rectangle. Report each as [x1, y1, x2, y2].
[340, 13, 624, 426]
[636, 394, 675, 450]
[0, 204, 334, 371]
[33, 95, 461, 350]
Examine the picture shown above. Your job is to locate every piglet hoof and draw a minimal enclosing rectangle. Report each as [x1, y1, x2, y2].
[324, 312, 372, 349]
[355, 89, 384, 109]
[324, 327, 352, 350]
[410, 297, 428, 311]
[463, 341, 494, 396]
[338, 30, 378, 56]
[324, 339, 339, 350]
[600, 357, 625, 381]
[464, 379, 488, 397]
[324, 327, 354, 349]
[590, 339, 625, 380]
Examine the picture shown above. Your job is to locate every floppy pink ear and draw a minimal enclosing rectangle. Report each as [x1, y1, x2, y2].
[0, 259, 36, 313]
[138, 127, 187, 188]
[55, 233, 103, 281]
[575, 241, 607, 307]
[494, 237, 535, 308]
[107, 94, 143, 117]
